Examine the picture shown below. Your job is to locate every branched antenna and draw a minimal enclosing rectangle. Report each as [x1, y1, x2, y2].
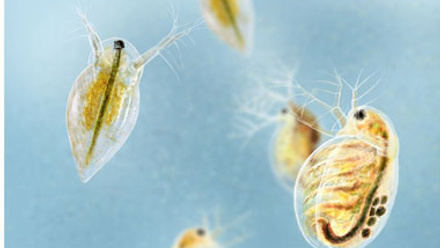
[229, 80, 287, 148]
[291, 77, 346, 129]
[330, 119, 341, 133]
[287, 108, 335, 137]
[76, 4, 103, 61]
[249, 68, 339, 138]
[133, 6, 203, 69]
[211, 211, 251, 248]
[340, 69, 382, 109]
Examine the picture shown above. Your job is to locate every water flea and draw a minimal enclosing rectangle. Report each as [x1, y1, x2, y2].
[201, 0, 254, 53]
[172, 212, 248, 248]
[293, 72, 399, 248]
[233, 84, 321, 191]
[66, 7, 197, 183]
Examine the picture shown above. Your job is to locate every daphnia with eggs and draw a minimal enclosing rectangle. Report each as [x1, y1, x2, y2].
[292, 72, 399, 248]
[66, 10, 198, 183]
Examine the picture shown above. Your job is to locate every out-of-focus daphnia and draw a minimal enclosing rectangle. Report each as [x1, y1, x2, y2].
[200, 0, 254, 54]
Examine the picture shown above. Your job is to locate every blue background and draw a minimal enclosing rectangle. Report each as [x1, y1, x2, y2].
[5, 0, 440, 247]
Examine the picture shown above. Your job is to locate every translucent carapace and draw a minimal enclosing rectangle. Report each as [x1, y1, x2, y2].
[232, 74, 321, 190]
[172, 212, 248, 248]
[293, 72, 399, 248]
[272, 102, 321, 190]
[66, 10, 195, 183]
[200, 0, 254, 53]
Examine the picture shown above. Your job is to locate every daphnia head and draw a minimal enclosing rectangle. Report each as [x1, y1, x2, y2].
[278, 106, 296, 126]
[339, 106, 398, 157]
[175, 228, 219, 248]
[91, 38, 143, 87]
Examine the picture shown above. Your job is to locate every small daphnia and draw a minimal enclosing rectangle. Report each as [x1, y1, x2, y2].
[200, 0, 254, 54]
[66, 9, 198, 183]
[172, 211, 248, 248]
[232, 72, 321, 191]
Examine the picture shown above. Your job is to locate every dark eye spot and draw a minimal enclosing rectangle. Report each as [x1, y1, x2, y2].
[354, 109, 366, 120]
[114, 40, 125, 49]
[281, 108, 288, 114]
[196, 228, 205, 236]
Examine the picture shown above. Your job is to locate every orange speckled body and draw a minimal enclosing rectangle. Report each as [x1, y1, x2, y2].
[295, 107, 399, 248]
[66, 10, 194, 183]
[272, 102, 321, 189]
[67, 40, 142, 182]
[173, 228, 218, 248]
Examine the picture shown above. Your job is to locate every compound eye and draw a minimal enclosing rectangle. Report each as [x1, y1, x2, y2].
[354, 109, 367, 121]
[281, 108, 288, 114]
[196, 228, 205, 236]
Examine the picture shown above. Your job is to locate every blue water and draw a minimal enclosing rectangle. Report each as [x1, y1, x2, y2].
[5, 0, 440, 247]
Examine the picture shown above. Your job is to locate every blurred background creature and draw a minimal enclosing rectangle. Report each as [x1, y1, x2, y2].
[200, 0, 254, 54]
[232, 70, 321, 191]
[172, 211, 248, 248]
